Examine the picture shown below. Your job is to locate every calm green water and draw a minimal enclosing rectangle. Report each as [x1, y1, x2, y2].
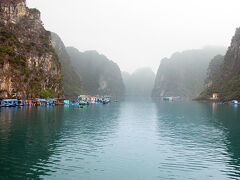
[0, 99, 240, 180]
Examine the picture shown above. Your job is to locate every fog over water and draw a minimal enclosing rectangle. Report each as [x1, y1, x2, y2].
[28, 0, 240, 73]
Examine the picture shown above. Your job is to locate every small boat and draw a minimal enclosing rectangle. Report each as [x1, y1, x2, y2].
[216, 102, 224, 105]
[89, 102, 103, 105]
[103, 101, 108, 104]
[232, 100, 239, 105]
[103, 99, 111, 104]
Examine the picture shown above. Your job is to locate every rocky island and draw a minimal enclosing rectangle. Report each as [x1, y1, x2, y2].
[199, 28, 240, 101]
[152, 46, 226, 99]
[66, 47, 125, 96]
[0, 0, 63, 98]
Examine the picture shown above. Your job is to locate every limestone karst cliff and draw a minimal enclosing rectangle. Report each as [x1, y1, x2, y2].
[0, 0, 63, 98]
[152, 46, 226, 98]
[199, 28, 240, 100]
[66, 47, 125, 96]
[204, 55, 224, 89]
[51, 32, 83, 96]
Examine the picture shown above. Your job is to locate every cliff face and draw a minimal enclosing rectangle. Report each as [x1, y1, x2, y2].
[122, 68, 155, 97]
[199, 28, 240, 100]
[0, 0, 63, 98]
[51, 32, 83, 96]
[0, 0, 27, 24]
[152, 47, 226, 98]
[204, 55, 224, 88]
[66, 47, 125, 96]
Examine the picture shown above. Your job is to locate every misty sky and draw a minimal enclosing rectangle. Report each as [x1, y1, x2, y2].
[28, 0, 240, 73]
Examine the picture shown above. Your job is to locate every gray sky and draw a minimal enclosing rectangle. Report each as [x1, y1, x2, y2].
[28, 0, 240, 73]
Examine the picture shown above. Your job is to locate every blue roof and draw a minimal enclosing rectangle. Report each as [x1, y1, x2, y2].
[38, 99, 47, 102]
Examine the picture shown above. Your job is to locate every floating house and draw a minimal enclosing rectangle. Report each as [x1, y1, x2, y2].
[36, 99, 48, 106]
[212, 93, 219, 100]
[47, 98, 57, 105]
[57, 99, 65, 105]
[78, 95, 89, 101]
[163, 97, 173, 101]
[1, 99, 18, 107]
[90, 97, 97, 103]
[17, 100, 25, 106]
[64, 100, 70, 105]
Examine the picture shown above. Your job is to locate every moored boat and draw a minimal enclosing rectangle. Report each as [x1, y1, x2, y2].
[232, 100, 239, 105]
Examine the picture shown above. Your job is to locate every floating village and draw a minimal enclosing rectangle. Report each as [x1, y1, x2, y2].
[161, 93, 240, 105]
[1, 93, 240, 108]
[0, 95, 111, 108]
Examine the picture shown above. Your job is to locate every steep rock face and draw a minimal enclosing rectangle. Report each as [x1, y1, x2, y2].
[66, 47, 125, 96]
[152, 47, 226, 98]
[0, 0, 63, 98]
[122, 68, 155, 96]
[200, 28, 240, 100]
[0, 0, 27, 24]
[51, 32, 83, 96]
[204, 55, 224, 88]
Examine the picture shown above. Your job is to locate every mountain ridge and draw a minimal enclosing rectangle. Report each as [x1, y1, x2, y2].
[66, 47, 125, 96]
[152, 46, 226, 98]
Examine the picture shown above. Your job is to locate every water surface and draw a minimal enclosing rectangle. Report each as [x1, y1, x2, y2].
[0, 99, 240, 179]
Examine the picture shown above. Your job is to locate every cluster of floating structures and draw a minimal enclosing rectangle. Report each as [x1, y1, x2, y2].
[162, 95, 240, 105]
[0, 95, 111, 108]
[162, 96, 181, 101]
[206, 93, 240, 105]
[216, 100, 240, 105]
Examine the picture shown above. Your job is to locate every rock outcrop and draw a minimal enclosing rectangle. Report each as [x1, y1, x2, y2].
[122, 68, 155, 97]
[199, 28, 240, 100]
[204, 55, 224, 88]
[152, 46, 226, 98]
[66, 47, 125, 96]
[0, 0, 27, 24]
[0, 0, 63, 98]
[51, 32, 83, 96]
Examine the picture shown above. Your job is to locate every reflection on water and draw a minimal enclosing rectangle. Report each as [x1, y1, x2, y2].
[210, 103, 240, 178]
[0, 100, 240, 179]
[154, 101, 240, 179]
[0, 106, 64, 179]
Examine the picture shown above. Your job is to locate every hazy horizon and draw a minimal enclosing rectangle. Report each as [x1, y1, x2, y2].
[28, 0, 239, 73]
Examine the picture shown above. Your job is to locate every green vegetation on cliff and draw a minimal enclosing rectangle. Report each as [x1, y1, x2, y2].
[198, 55, 224, 100]
[0, 0, 63, 98]
[204, 55, 224, 87]
[199, 28, 240, 100]
[51, 32, 83, 96]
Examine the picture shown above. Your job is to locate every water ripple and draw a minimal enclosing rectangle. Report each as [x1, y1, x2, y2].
[0, 101, 240, 179]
